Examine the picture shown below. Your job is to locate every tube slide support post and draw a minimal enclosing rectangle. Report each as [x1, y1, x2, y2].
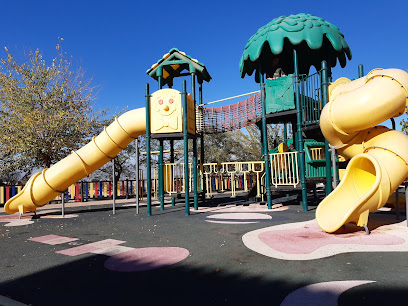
[112, 159, 116, 215]
[293, 50, 308, 211]
[182, 80, 190, 216]
[321, 60, 333, 195]
[61, 192, 65, 217]
[259, 69, 272, 209]
[330, 145, 338, 189]
[406, 185, 408, 227]
[145, 83, 152, 216]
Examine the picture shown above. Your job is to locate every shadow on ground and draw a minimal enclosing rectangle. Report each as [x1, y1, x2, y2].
[1, 253, 408, 306]
[0, 254, 301, 305]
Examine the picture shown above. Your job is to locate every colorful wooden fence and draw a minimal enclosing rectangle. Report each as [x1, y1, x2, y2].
[0, 180, 152, 205]
[0, 185, 23, 206]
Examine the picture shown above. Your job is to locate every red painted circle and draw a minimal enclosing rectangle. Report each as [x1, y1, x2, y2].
[104, 247, 189, 272]
[158, 99, 163, 105]
[169, 98, 174, 104]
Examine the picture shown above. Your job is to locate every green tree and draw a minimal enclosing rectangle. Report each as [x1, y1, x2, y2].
[0, 46, 107, 182]
[401, 118, 408, 134]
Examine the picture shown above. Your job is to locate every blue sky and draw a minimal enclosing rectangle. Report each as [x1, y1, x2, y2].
[2, 0, 408, 127]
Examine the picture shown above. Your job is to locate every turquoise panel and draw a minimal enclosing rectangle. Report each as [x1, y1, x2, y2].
[265, 75, 295, 114]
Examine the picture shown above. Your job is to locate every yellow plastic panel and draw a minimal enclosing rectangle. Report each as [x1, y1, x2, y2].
[187, 94, 196, 135]
[151, 89, 182, 134]
[151, 89, 196, 135]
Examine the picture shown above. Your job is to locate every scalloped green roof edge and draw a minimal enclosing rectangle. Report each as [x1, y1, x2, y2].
[239, 13, 352, 79]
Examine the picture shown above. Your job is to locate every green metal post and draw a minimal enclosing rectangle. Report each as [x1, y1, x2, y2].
[259, 122, 264, 157]
[159, 139, 164, 210]
[291, 121, 296, 148]
[321, 60, 333, 195]
[157, 67, 163, 90]
[358, 64, 364, 78]
[157, 68, 165, 210]
[145, 83, 152, 216]
[170, 141, 174, 163]
[259, 70, 272, 209]
[283, 123, 288, 144]
[199, 82, 205, 202]
[200, 133, 205, 199]
[182, 80, 190, 216]
[193, 138, 198, 210]
[191, 72, 198, 210]
[293, 49, 308, 211]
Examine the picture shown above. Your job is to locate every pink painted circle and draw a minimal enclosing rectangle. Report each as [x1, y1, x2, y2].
[104, 247, 189, 272]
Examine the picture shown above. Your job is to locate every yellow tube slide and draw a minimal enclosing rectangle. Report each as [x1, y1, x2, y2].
[5, 108, 146, 215]
[316, 68, 408, 233]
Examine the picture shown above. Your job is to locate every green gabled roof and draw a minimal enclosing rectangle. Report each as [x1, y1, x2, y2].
[240, 13, 352, 82]
[147, 48, 212, 87]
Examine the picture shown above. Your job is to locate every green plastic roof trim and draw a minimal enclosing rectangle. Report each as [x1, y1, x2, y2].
[147, 48, 212, 87]
[239, 13, 352, 82]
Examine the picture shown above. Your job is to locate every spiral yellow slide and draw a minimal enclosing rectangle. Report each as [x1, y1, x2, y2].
[316, 68, 408, 233]
[4, 108, 146, 215]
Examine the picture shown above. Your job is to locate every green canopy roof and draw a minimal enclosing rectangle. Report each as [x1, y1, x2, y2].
[147, 48, 212, 87]
[239, 13, 352, 82]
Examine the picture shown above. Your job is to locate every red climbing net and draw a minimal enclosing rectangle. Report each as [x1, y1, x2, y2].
[200, 93, 261, 134]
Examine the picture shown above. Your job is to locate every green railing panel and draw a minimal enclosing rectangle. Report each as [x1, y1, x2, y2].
[304, 140, 338, 179]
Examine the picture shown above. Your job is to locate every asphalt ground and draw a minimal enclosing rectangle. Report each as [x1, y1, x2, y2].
[1, 193, 408, 306]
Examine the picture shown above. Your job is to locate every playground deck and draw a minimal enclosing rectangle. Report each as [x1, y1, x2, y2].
[1, 195, 408, 305]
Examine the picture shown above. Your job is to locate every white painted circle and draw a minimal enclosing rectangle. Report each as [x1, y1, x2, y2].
[205, 213, 272, 224]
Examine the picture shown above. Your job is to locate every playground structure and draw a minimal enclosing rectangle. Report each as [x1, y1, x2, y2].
[4, 13, 408, 234]
[316, 68, 408, 233]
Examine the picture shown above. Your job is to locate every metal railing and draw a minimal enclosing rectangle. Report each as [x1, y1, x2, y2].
[309, 147, 326, 160]
[298, 71, 322, 126]
[270, 152, 299, 187]
[162, 162, 194, 195]
[159, 161, 265, 199]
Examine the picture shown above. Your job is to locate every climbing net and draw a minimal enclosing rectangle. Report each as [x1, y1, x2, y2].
[198, 92, 262, 134]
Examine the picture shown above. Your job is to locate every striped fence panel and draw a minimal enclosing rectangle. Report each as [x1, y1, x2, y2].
[0, 180, 147, 205]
